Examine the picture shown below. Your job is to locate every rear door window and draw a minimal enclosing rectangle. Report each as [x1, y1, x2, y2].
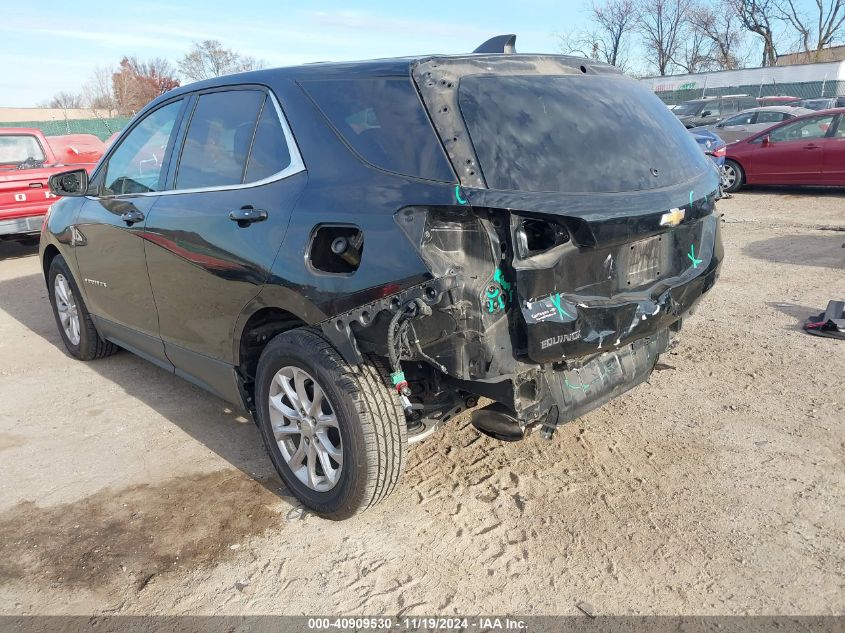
[175, 90, 264, 190]
[300, 78, 454, 182]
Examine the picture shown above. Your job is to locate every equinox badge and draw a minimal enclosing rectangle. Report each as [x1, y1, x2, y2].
[659, 208, 685, 227]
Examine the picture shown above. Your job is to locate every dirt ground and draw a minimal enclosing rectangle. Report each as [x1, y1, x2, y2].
[0, 188, 843, 616]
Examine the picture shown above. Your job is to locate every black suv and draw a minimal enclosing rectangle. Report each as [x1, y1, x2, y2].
[41, 37, 722, 518]
[674, 95, 759, 128]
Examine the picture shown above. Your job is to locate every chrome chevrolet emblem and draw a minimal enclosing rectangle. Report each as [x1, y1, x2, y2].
[660, 208, 685, 227]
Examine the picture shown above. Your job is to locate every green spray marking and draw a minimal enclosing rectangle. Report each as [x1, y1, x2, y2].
[485, 269, 510, 313]
[494, 268, 513, 301]
[550, 293, 572, 320]
[687, 244, 703, 268]
[486, 286, 506, 313]
[564, 376, 593, 393]
[455, 185, 468, 205]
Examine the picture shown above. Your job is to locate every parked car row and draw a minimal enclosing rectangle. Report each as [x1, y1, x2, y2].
[672, 94, 845, 129]
[722, 107, 845, 192]
[703, 106, 813, 143]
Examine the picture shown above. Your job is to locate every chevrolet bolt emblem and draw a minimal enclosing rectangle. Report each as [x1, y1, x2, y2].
[659, 208, 685, 227]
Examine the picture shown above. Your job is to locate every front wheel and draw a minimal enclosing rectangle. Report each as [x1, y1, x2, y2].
[722, 160, 744, 193]
[254, 328, 407, 519]
[47, 255, 118, 360]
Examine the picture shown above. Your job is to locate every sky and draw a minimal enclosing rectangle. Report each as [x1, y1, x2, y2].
[0, 0, 593, 106]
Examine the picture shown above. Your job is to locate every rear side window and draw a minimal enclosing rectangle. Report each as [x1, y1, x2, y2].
[176, 90, 264, 190]
[244, 96, 291, 182]
[300, 78, 454, 182]
[458, 74, 710, 193]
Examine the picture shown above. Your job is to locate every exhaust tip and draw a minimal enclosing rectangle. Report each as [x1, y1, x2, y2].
[471, 403, 524, 442]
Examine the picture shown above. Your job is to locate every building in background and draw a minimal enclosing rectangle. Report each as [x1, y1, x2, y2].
[640, 60, 845, 105]
[777, 45, 845, 66]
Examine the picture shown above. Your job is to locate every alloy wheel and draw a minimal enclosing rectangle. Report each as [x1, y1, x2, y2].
[721, 164, 736, 189]
[54, 273, 80, 346]
[268, 366, 343, 492]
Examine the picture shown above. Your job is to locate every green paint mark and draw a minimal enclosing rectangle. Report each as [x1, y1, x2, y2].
[485, 270, 509, 314]
[550, 293, 572, 320]
[689, 190, 694, 207]
[494, 267, 513, 301]
[564, 376, 593, 392]
[455, 185, 468, 205]
[687, 244, 703, 268]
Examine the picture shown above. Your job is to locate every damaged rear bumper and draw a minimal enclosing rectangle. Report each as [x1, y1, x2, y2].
[322, 199, 722, 431]
[519, 213, 722, 364]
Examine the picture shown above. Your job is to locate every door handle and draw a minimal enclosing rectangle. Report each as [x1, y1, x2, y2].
[229, 206, 268, 227]
[120, 210, 145, 225]
[804, 144, 820, 149]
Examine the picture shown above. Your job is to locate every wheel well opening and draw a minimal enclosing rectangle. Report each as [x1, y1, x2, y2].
[42, 244, 60, 280]
[237, 307, 307, 392]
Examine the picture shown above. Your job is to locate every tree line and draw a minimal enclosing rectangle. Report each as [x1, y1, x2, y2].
[42, 40, 264, 115]
[560, 0, 845, 75]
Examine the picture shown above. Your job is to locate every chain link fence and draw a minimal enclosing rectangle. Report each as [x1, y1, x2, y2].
[656, 80, 845, 105]
[0, 117, 130, 140]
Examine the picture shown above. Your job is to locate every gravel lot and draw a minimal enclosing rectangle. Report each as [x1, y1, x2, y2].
[0, 189, 843, 616]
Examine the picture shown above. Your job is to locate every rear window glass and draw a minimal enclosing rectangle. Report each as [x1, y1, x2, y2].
[300, 78, 454, 182]
[458, 75, 710, 193]
[176, 90, 264, 190]
[0, 135, 46, 165]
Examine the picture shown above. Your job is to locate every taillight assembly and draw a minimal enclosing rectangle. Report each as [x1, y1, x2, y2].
[514, 216, 570, 259]
[713, 146, 726, 157]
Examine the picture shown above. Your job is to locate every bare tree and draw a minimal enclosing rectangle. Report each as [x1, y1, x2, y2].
[774, 0, 845, 60]
[677, 22, 712, 72]
[729, 0, 780, 66]
[689, 3, 749, 69]
[637, 0, 692, 75]
[46, 91, 83, 109]
[590, 0, 637, 67]
[178, 40, 265, 82]
[82, 66, 118, 115]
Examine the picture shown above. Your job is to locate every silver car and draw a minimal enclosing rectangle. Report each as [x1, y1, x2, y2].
[705, 106, 812, 143]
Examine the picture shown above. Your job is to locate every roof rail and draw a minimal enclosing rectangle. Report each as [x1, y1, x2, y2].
[473, 35, 517, 54]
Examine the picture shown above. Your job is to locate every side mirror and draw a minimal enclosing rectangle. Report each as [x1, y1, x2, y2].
[701, 111, 711, 117]
[49, 169, 89, 197]
[761, 135, 771, 147]
[716, 122, 725, 128]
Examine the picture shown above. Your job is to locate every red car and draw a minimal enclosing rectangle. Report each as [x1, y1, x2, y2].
[722, 107, 845, 192]
[0, 128, 105, 242]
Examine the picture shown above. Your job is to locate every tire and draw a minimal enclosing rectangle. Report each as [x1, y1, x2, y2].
[254, 328, 407, 519]
[722, 160, 744, 193]
[47, 255, 118, 361]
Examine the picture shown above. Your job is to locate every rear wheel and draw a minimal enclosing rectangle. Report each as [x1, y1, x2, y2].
[722, 160, 744, 193]
[254, 328, 406, 519]
[47, 255, 118, 360]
